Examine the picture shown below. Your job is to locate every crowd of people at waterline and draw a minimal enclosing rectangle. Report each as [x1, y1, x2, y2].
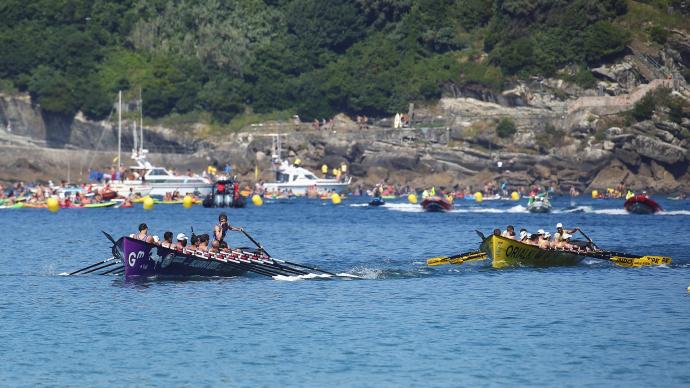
[494, 223, 586, 250]
[130, 213, 244, 254]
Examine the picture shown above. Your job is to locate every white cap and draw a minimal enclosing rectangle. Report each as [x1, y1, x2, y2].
[152, 235, 160, 243]
[537, 229, 545, 235]
[544, 232, 551, 238]
[177, 233, 188, 241]
[556, 223, 563, 228]
[562, 233, 572, 240]
[519, 231, 528, 240]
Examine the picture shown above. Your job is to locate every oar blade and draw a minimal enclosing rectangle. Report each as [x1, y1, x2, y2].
[610, 255, 672, 267]
[426, 250, 487, 266]
[449, 252, 488, 265]
[426, 256, 450, 266]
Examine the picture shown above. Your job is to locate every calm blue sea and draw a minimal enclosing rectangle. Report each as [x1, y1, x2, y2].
[0, 196, 689, 387]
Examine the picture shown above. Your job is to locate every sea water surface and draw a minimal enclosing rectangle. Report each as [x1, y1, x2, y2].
[0, 196, 689, 386]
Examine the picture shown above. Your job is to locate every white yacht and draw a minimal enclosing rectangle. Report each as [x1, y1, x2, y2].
[119, 149, 212, 197]
[108, 90, 212, 197]
[262, 134, 350, 195]
[263, 160, 350, 195]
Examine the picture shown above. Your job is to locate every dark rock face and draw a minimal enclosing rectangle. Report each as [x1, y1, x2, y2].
[668, 30, 690, 68]
[630, 135, 686, 165]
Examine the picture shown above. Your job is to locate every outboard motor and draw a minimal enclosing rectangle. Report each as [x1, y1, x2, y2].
[214, 192, 224, 207]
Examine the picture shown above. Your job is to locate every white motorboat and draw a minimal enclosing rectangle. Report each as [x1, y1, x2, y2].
[261, 134, 350, 195]
[120, 150, 212, 197]
[110, 90, 212, 197]
[263, 160, 350, 195]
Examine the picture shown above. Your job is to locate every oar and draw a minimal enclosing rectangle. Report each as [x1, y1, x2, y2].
[585, 251, 672, 267]
[577, 229, 671, 267]
[577, 229, 598, 249]
[239, 229, 339, 277]
[79, 260, 119, 275]
[102, 231, 117, 245]
[427, 250, 488, 266]
[99, 265, 124, 275]
[219, 255, 290, 277]
[69, 257, 116, 275]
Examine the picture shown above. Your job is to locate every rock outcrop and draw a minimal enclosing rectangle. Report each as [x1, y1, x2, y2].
[1, 30, 690, 193]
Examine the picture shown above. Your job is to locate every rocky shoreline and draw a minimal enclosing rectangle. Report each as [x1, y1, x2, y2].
[2, 32, 690, 193]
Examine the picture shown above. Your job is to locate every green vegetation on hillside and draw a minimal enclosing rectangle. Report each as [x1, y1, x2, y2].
[0, 0, 683, 124]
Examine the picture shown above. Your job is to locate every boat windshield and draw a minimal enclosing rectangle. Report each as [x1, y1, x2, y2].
[149, 168, 168, 176]
[304, 174, 317, 180]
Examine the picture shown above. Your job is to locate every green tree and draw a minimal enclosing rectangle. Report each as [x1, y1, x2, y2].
[631, 92, 655, 121]
[496, 118, 517, 138]
[198, 77, 244, 123]
[582, 21, 630, 63]
[28, 66, 80, 116]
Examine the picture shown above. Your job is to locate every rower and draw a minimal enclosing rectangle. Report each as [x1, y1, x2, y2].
[560, 233, 574, 250]
[502, 225, 516, 239]
[213, 212, 243, 249]
[176, 233, 188, 249]
[133, 223, 154, 243]
[161, 231, 173, 248]
[537, 229, 550, 249]
[554, 223, 580, 245]
[190, 234, 200, 250]
[519, 229, 529, 242]
[198, 234, 210, 251]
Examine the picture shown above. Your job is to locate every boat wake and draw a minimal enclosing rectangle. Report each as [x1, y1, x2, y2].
[659, 210, 690, 216]
[453, 205, 527, 213]
[272, 272, 362, 281]
[381, 203, 423, 212]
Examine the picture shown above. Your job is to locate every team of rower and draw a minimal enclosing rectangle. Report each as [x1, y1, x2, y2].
[131, 212, 244, 254]
[495, 223, 583, 250]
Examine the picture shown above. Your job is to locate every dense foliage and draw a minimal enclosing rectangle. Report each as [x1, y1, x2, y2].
[0, 0, 640, 122]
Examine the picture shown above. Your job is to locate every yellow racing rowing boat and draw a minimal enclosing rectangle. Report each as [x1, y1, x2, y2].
[480, 234, 582, 268]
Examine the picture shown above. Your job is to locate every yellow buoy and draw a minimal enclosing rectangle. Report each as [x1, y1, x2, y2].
[591, 190, 598, 199]
[183, 195, 194, 208]
[252, 194, 263, 206]
[331, 193, 341, 205]
[143, 196, 154, 210]
[47, 197, 59, 213]
[408, 193, 418, 204]
[475, 192, 483, 203]
[687, 285, 690, 292]
[511, 191, 519, 201]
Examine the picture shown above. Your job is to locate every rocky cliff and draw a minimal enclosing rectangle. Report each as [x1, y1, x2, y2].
[2, 34, 690, 193]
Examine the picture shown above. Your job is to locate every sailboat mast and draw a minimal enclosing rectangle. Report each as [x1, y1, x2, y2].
[139, 88, 143, 152]
[117, 90, 122, 168]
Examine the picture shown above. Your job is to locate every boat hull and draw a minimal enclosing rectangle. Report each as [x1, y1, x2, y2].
[148, 184, 212, 197]
[421, 196, 453, 212]
[527, 202, 552, 213]
[263, 182, 349, 195]
[369, 198, 385, 206]
[107, 183, 153, 197]
[624, 195, 661, 214]
[480, 235, 583, 268]
[113, 237, 250, 278]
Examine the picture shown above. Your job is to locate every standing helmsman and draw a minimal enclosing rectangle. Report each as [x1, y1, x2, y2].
[213, 212, 243, 249]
